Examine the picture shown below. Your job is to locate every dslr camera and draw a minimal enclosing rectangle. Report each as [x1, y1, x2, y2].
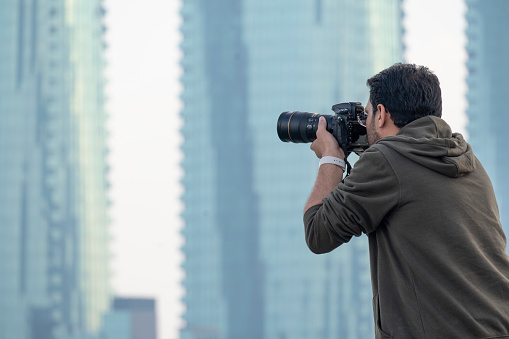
[277, 102, 370, 161]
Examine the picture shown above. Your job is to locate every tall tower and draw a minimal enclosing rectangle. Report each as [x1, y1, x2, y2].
[0, 1, 110, 338]
[465, 0, 509, 237]
[179, 1, 403, 338]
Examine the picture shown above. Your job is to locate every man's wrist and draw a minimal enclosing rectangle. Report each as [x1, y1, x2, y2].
[322, 149, 342, 158]
[319, 156, 346, 171]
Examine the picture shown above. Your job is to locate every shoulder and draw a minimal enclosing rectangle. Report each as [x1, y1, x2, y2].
[355, 143, 403, 174]
[343, 144, 399, 189]
[354, 144, 393, 170]
[363, 143, 395, 159]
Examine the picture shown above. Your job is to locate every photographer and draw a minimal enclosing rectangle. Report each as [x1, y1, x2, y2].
[304, 63, 509, 338]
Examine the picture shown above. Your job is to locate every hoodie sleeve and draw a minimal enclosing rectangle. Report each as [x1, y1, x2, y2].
[304, 146, 400, 254]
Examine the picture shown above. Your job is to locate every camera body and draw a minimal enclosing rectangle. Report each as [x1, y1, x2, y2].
[277, 102, 369, 158]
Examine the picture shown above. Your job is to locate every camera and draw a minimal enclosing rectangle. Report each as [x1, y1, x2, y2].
[277, 102, 369, 159]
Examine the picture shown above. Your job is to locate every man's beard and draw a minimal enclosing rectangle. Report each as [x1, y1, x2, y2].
[367, 117, 381, 146]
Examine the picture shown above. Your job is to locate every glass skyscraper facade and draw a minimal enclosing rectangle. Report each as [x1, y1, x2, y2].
[0, 1, 110, 338]
[180, 0, 403, 338]
[465, 0, 509, 238]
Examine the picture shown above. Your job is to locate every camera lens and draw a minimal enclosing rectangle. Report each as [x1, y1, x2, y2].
[277, 111, 332, 143]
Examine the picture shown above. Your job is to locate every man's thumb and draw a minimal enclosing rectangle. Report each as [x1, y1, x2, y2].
[318, 116, 327, 130]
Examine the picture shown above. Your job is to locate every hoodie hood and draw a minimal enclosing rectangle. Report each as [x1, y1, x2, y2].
[376, 116, 475, 178]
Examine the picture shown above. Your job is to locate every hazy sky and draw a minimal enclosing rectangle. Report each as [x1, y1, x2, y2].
[104, 1, 184, 338]
[104, 1, 467, 338]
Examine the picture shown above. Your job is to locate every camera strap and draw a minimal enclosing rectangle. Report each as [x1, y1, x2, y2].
[342, 157, 353, 182]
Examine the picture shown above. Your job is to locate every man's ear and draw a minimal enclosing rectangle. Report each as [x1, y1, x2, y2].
[376, 104, 388, 128]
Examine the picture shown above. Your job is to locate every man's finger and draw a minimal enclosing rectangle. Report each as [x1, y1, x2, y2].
[317, 116, 327, 131]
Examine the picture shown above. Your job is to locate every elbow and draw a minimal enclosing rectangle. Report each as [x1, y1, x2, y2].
[304, 205, 339, 254]
[306, 234, 335, 254]
[305, 224, 337, 254]
[307, 242, 332, 255]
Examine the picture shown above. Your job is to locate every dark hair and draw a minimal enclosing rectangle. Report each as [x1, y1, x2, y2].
[366, 63, 442, 128]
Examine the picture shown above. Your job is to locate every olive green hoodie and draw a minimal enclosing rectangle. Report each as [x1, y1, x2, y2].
[304, 116, 509, 338]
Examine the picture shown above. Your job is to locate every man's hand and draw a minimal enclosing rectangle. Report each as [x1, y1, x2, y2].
[310, 117, 345, 160]
[304, 117, 345, 213]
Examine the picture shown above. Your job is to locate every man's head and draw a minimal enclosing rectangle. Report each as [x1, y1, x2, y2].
[366, 63, 442, 128]
[364, 63, 442, 145]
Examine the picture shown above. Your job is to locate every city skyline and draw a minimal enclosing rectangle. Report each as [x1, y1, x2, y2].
[106, 1, 467, 339]
[0, 0, 470, 338]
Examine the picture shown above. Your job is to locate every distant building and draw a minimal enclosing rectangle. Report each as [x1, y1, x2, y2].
[57, 297, 157, 339]
[101, 311, 132, 339]
[58, 310, 131, 339]
[111, 298, 157, 339]
[0, 1, 110, 338]
[465, 0, 509, 238]
[179, 0, 404, 338]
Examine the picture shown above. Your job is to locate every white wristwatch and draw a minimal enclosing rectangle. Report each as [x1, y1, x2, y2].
[319, 156, 346, 171]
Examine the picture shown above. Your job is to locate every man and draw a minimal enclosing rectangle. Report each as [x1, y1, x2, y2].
[304, 63, 509, 338]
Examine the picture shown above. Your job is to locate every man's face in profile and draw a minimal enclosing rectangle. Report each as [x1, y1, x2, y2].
[365, 100, 381, 146]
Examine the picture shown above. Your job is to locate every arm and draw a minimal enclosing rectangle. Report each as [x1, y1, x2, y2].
[304, 164, 343, 212]
[304, 116, 345, 213]
[303, 147, 401, 254]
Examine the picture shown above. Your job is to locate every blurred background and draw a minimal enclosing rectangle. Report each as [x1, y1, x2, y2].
[1, 0, 508, 338]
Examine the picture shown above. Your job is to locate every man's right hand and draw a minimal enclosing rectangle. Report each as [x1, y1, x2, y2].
[310, 117, 345, 160]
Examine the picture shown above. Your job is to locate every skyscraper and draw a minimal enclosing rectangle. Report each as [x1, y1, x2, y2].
[465, 0, 509, 239]
[0, 1, 110, 338]
[180, 1, 403, 338]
